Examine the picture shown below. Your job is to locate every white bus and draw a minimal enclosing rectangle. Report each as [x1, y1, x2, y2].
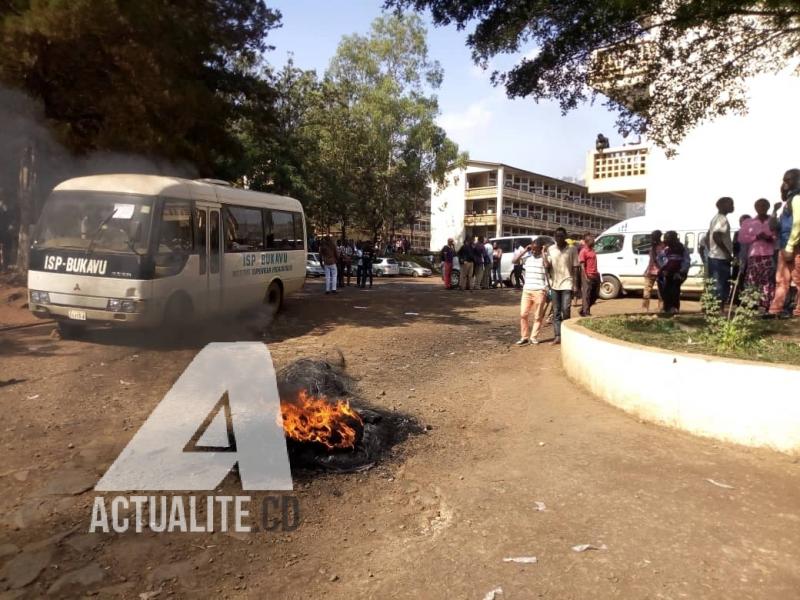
[28, 175, 306, 336]
[595, 216, 727, 299]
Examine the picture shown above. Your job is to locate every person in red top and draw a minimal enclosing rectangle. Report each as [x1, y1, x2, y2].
[579, 234, 600, 316]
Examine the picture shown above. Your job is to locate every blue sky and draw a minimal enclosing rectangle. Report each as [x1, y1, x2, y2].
[266, 0, 621, 181]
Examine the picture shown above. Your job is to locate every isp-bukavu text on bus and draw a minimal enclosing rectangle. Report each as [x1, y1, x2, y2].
[27, 175, 307, 337]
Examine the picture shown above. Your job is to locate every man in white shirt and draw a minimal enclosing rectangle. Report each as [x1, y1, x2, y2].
[707, 196, 735, 304]
[512, 238, 548, 345]
[544, 227, 579, 345]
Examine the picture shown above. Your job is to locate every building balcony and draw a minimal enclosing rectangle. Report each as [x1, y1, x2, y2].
[464, 212, 498, 227]
[585, 145, 648, 203]
[465, 186, 623, 220]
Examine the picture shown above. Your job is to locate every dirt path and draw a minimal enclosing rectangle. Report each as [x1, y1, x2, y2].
[0, 279, 798, 599]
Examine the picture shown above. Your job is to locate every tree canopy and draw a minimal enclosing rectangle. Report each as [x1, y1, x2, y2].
[0, 0, 280, 171]
[385, 0, 800, 148]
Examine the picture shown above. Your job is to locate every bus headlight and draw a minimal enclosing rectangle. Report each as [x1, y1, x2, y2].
[30, 290, 50, 304]
[107, 298, 137, 313]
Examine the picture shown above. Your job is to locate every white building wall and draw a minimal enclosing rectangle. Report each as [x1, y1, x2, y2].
[645, 68, 800, 225]
[429, 167, 467, 251]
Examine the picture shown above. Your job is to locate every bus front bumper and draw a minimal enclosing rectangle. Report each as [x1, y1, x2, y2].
[29, 303, 159, 328]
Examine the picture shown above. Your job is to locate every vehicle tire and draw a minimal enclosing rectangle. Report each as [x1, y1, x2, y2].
[57, 321, 86, 339]
[264, 280, 283, 318]
[163, 293, 194, 334]
[451, 270, 460, 288]
[412, 271, 418, 277]
[375, 269, 383, 277]
[598, 275, 622, 300]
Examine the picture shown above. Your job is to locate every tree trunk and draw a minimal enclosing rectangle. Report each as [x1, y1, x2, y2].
[16, 141, 36, 273]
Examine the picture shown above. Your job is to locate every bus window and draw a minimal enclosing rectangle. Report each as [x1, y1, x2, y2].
[271, 210, 296, 250]
[684, 232, 696, 251]
[292, 213, 305, 249]
[632, 234, 651, 255]
[595, 234, 623, 254]
[195, 208, 206, 275]
[158, 201, 193, 253]
[210, 210, 220, 274]
[224, 206, 264, 252]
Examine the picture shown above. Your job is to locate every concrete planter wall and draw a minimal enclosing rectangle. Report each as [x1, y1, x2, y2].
[561, 319, 800, 454]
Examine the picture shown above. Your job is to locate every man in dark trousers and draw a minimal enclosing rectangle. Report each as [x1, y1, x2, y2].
[441, 237, 455, 289]
[458, 237, 475, 290]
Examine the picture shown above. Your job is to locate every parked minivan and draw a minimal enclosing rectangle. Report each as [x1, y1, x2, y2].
[594, 216, 730, 299]
[490, 235, 555, 286]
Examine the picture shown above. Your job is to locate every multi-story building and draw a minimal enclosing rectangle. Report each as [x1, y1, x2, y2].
[583, 37, 800, 224]
[430, 160, 625, 251]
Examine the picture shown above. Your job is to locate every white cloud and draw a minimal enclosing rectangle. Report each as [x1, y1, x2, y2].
[437, 100, 493, 139]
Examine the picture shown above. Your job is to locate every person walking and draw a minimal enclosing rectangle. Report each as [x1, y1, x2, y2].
[769, 169, 800, 317]
[336, 239, 345, 288]
[320, 236, 339, 294]
[458, 237, 475, 290]
[441, 238, 455, 289]
[657, 231, 690, 314]
[706, 196, 735, 305]
[360, 242, 374, 288]
[482, 237, 493, 289]
[739, 199, 776, 312]
[578, 234, 600, 316]
[544, 227, 579, 345]
[355, 242, 364, 287]
[491, 242, 503, 288]
[642, 230, 665, 312]
[512, 238, 549, 345]
[472, 237, 486, 290]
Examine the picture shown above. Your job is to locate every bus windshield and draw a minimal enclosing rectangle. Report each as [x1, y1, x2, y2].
[32, 191, 153, 254]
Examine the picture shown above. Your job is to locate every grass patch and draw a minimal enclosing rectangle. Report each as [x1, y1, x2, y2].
[581, 314, 800, 367]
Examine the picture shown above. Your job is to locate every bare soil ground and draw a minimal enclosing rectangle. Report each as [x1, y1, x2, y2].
[1, 278, 799, 599]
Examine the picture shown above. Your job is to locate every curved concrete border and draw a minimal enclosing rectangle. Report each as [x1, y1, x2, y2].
[561, 319, 800, 454]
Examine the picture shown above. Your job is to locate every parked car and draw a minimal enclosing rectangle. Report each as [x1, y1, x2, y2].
[306, 252, 324, 278]
[372, 257, 400, 276]
[399, 261, 431, 277]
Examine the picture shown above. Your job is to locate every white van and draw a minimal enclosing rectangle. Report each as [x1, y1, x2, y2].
[28, 175, 307, 336]
[489, 235, 555, 285]
[594, 216, 726, 299]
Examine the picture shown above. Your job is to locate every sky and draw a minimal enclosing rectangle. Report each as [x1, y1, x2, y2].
[265, 0, 622, 182]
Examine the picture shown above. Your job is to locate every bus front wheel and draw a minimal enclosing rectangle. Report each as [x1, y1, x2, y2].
[164, 293, 194, 331]
[57, 321, 86, 339]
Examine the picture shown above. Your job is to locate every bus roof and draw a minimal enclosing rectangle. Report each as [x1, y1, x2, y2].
[53, 174, 303, 211]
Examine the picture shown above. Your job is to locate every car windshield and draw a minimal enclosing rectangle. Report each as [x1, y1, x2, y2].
[387, 258, 398, 264]
[595, 234, 624, 254]
[32, 191, 153, 254]
[408, 262, 420, 268]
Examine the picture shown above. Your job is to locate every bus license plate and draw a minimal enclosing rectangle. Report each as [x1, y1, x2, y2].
[68, 309, 87, 321]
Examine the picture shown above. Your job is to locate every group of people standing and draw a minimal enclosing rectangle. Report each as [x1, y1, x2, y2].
[440, 236, 505, 290]
[512, 227, 599, 346]
[641, 168, 800, 316]
[317, 237, 376, 294]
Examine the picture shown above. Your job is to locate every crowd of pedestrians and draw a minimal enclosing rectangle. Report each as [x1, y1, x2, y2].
[317, 237, 376, 294]
[640, 168, 800, 316]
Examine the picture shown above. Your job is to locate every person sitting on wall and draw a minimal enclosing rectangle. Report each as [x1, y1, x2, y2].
[596, 133, 610, 153]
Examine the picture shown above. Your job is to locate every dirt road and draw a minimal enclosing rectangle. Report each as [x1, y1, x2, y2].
[1, 278, 799, 599]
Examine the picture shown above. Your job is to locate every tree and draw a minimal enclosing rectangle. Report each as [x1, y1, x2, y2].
[386, 0, 800, 149]
[0, 0, 280, 269]
[323, 13, 466, 240]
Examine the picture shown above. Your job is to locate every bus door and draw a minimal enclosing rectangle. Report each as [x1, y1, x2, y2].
[194, 204, 223, 315]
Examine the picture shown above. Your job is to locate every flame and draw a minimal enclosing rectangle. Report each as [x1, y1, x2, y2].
[280, 389, 363, 450]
